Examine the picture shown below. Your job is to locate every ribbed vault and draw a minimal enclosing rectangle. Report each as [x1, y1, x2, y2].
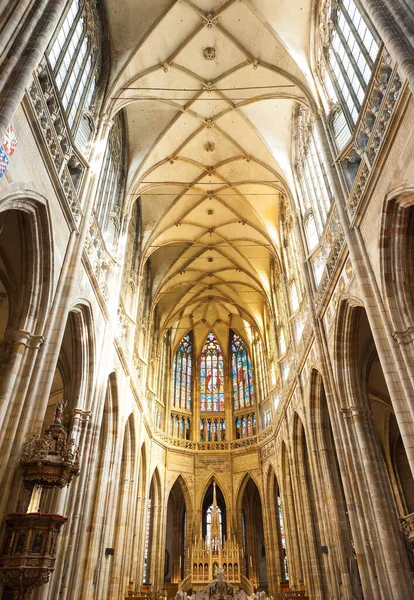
[105, 0, 315, 350]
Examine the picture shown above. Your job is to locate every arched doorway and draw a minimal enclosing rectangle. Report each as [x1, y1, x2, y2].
[239, 477, 267, 592]
[165, 478, 188, 584]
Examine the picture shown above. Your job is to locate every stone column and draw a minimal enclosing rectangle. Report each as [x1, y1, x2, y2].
[0, 0, 66, 139]
[341, 405, 413, 598]
[313, 113, 414, 476]
[260, 470, 283, 596]
[281, 453, 303, 591]
[358, 0, 414, 92]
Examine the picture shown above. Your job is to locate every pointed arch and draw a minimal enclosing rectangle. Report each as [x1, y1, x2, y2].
[167, 473, 193, 515]
[202, 479, 227, 545]
[235, 471, 263, 514]
[200, 331, 225, 412]
[171, 331, 193, 410]
[143, 466, 163, 585]
[165, 474, 192, 584]
[198, 472, 230, 516]
[237, 473, 267, 587]
[380, 186, 414, 338]
[109, 413, 138, 597]
[266, 466, 289, 585]
[230, 330, 254, 411]
[0, 188, 53, 338]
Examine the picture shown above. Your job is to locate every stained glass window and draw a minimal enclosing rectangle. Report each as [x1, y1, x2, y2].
[200, 418, 225, 442]
[200, 332, 224, 412]
[172, 333, 192, 409]
[231, 332, 254, 410]
[241, 417, 247, 438]
[235, 417, 241, 439]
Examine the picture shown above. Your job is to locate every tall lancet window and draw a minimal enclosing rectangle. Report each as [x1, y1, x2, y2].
[47, 0, 101, 133]
[172, 333, 192, 410]
[322, 0, 379, 126]
[206, 504, 222, 547]
[231, 332, 254, 410]
[200, 332, 224, 412]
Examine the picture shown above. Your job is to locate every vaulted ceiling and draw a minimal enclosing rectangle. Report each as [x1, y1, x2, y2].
[105, 0, 315, 351]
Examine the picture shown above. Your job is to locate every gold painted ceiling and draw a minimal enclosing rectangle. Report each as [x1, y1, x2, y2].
[105, 0, 315, 351]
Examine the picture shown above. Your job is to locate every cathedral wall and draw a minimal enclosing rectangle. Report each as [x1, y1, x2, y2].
[0, 104, 71, 292]
[357, 92, 414, 288]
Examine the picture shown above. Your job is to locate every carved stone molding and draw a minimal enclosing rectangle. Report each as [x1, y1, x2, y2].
[204, 47, 216, 60]
[13, 330, 45, 350]
[392, 326, 414, 345]
[26, 61, 85, 228]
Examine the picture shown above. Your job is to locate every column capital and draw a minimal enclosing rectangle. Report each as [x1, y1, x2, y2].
[340, 404, 369, 422]
[13, 329, 45, 349]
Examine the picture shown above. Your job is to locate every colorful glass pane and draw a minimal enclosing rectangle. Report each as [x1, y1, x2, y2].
[171, 333, 192, 410]
[200, 332, 225, 412]
[231, 332, 254, 410]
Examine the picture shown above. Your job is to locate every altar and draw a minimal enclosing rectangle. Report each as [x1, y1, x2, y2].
[189, 483, 241, 590]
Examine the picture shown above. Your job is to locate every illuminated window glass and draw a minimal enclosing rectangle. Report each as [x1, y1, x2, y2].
[172, 333, 192, 409]
[200, 332, 224, 412]
[290, 280, 299, 312]
[48, 0, 100, 132]
[278, 495, 289, 581]
[206, 505, 222, 546]
[95, 112, 125, 247]
[231, 331, 254, 410]
[325, 0, 379, 126]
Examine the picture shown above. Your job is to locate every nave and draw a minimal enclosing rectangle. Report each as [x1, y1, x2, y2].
[0, 0, 414, 599]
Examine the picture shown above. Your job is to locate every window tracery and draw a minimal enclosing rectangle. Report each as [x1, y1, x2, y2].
[280, 201, 304, 315]
[200, 418, 226, 442]
[200, 332, 225, 412]
[253, 336, 269, 403]
[235, 413, 256, 439]
[94, 112, 125, 248]
[293, 106, 334, 284]
[318, 0, 379, 130]
[206, 504, 222, 546]
[47, 0, 101, 137]
[231, 332, 254, 410]
[172, 333, 192, 410]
